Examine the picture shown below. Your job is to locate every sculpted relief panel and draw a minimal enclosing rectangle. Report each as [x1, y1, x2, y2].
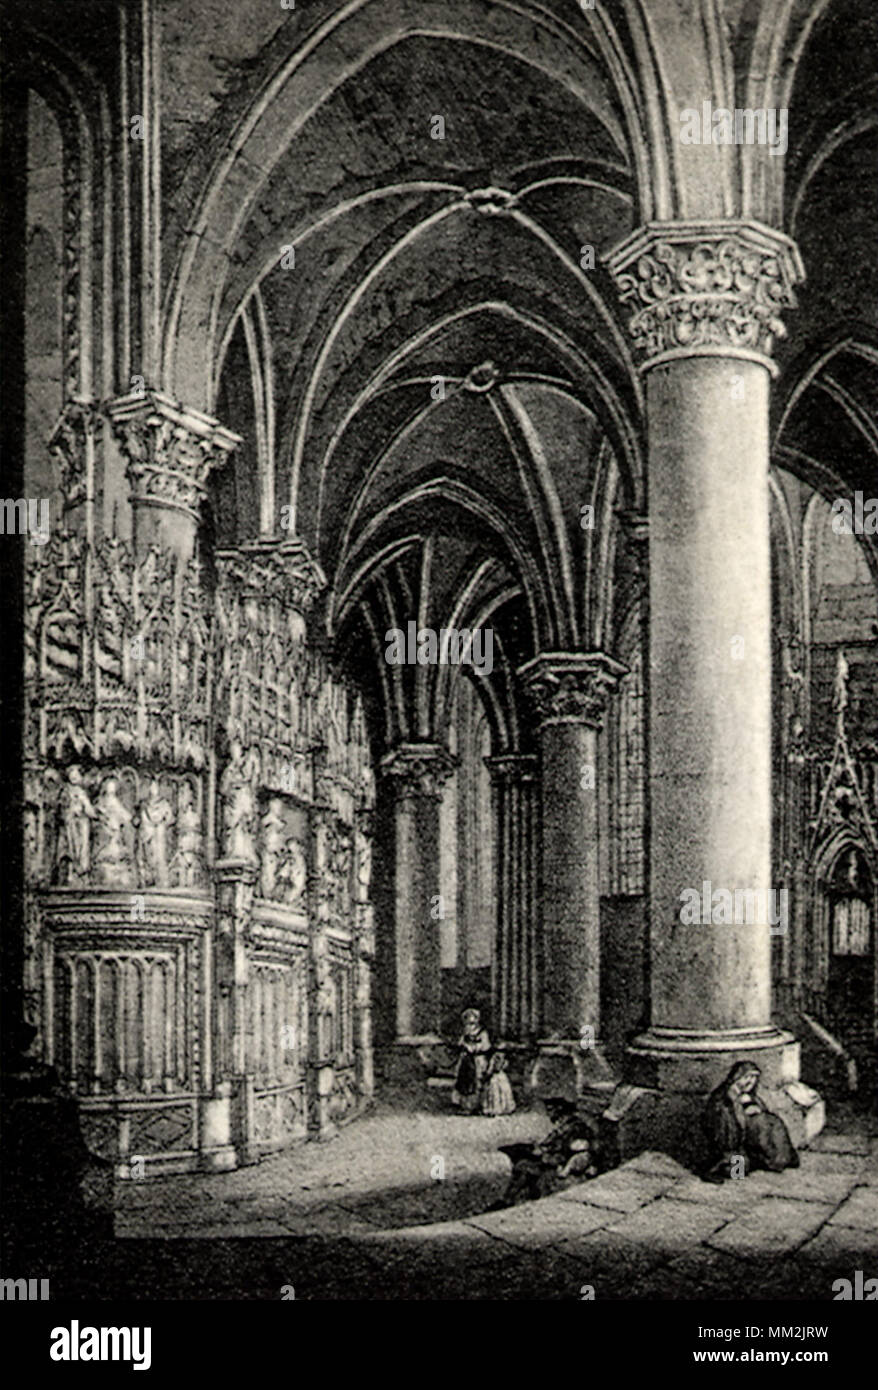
[25, 528, 374, 893]
[39, 765, 206, 892]
[26, 532, 211, 768]
[258, 798, 308, 907]
[23, 519, 376, 1167]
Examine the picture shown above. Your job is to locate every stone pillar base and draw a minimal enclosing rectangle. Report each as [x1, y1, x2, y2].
[230, 1074, 257, 1165]
[357, 1049, 375, 1102]
[198, 1084, 237, 1172]
[772, 1080, 825, 1148]
[378, 1036, 448, 1088]
[309, 1061, 338, 1140]
[528, 1039, 616, 1100]
[600, 1026, 825, 1169]
[199, 1146, 238, 1174]
[626, 1025, 801, 1092]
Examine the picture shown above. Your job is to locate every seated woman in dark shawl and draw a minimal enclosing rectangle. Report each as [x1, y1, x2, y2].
[702, 1060, 799, 1182]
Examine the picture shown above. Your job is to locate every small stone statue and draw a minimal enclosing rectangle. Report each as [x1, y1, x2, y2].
[833, 647, 850, 727]
[331, 827, 352, 919]
[220, 740, 260, 861]
[260, 798, 286, 899]
[137, 778, 174, 887]
[57, 764, 96, 884]
[312, 929, 336, 1058]
[359, 761, 376, 811]
[355, 825, 372, 903]
[354, 952, 371, 1011]
[276, 838, 307, 906]
[172, 783, 203, 888]
[94, 777, 134, 886]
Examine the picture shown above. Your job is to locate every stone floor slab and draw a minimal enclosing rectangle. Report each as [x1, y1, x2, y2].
[664, 1174, 766, 1212]
[556, 1169, 678, 1213]
[468, 1195, 613, 1249]
[277, 1205, 383, 1237]
[551, 1228, 675, 1295]
[464, 1248, 595, 1301]
[732, 1164, 860, 1207]
[352, 1219, 514, 1279]
[154, 1220, 299, 1239]
[601, 1197, 732, 1257]
[801, 1151, 876, 1178]
[706, 1196, 835, 1259]
[639, 1244, 817, 1301]
[811, 1132, 873, 1156]
[797, 1220, 878, 1273]
[826, 1184, 878, 1232]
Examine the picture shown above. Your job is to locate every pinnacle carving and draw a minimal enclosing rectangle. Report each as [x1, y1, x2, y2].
[49, 399, 101, 509]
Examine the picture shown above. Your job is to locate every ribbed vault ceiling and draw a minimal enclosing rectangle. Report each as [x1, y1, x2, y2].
[197, 2, 878, 747]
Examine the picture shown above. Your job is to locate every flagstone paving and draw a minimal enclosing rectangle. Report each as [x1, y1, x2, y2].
[111, 1102, 878, 1299]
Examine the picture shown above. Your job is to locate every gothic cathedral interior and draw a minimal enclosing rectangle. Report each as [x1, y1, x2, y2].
[3, 0, 877, 1200]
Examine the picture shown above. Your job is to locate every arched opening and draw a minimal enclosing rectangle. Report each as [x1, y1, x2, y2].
[825, 846, 875, 1050]
[771, 467, 878, 1092]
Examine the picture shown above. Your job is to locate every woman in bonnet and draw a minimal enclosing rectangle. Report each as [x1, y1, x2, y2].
[451, 1008, 491, 1113]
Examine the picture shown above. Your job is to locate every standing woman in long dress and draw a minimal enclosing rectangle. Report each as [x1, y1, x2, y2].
[451, 1008, 491, 1113]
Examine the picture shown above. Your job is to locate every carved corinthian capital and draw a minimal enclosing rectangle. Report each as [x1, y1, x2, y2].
[107, 389, 240, 520]
[484, 754, 538, 785]
[607, 221, 804, 373]
[216, 537, 326, 613]
[380, 743, 457, 800]
[519, 652, 627, 730]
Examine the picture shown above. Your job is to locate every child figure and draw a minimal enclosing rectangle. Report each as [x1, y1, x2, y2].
[451, 1008, 492, 1113]
[482, 1050, 516, 1116]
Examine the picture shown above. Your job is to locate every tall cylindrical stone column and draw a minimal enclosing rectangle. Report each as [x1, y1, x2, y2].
[485, 754, 539, 1039]
[606, 221, 822, 1143]
[519, 653, 625, 1093]
[380, 743, 456, 1044]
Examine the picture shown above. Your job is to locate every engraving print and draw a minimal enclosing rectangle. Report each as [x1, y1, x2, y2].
[1, 0, 876, 1316]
